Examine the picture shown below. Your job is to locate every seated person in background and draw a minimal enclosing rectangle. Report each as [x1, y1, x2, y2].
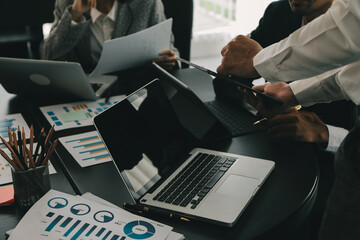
[40, 0, 179, 73]
[216, 0, 355, 153]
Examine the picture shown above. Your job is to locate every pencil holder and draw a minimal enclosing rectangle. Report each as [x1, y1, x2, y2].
[11, 164, 50, 210]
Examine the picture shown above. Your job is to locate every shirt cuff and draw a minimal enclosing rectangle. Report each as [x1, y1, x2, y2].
[289, 67, 343, 106]
[324, 125, 349, 152]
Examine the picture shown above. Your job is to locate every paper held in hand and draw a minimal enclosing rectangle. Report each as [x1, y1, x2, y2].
[90, 19, 173, 76]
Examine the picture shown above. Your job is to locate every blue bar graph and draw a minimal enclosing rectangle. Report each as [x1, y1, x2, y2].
[85, 225, 97, 237]
[83, 153, 111, 161]
[70, 223, 89, 240]
[79, 147, 107, 154]
[60, 217, 73, 228]
[96, 227, 106, 237]
[102, 230, 112, 240]
[110, 235, 120, 240]
[45, 215, 64, 232]
[46, 212, 55, 218]
[74, 141, 104, 148]
[64, 220, 81, 237]
[65, 136, 99, 143]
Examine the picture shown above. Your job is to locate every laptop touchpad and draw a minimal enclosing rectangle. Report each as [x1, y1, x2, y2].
[216, 174, 259, 198]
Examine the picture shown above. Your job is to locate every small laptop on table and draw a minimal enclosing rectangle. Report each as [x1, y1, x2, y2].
[0, 57, 117, 100]
[93, 77, 275, 227]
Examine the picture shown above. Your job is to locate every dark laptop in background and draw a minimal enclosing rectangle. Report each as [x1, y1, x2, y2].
[94, 78, 275, 227]
[0, 57, 117, 101]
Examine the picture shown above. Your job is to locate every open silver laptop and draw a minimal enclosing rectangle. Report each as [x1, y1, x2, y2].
[0, 57, 117, 100]
[93, 78, 275, 227]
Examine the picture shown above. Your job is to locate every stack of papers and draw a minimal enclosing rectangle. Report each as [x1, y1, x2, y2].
[8, 190, 184, 240]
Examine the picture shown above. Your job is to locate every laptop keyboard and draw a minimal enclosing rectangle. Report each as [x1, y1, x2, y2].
[153, 152, 236, 209]
[204, 101, 266, 137]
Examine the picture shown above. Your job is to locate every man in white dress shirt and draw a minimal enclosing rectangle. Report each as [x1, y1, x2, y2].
[217, 0, 360, 106]
[217, 0, 360, 239]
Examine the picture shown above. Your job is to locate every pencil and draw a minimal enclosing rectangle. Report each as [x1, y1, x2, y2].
[41, 139, 58, 166]
[10, 140, 26, 169]
[33, 128, 44, 163]
[36, 131, 46, 166]
[0, 149, 20, 171]
[12, 130, 18, 152]
[0, 136, 25, 171]
[8, 128, 12, 145]
[43, 125, 55, 152]
[25, 146, 36, 168]
[22, 127, 27, 168]
[30, 125, 34, 160]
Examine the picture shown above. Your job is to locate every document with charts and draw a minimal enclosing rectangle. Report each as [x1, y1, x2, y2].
[39, 95, 125, 131]
[0, 113, 30, 142]
[8, 190, 183, 240]
[58, 131, 112, 168]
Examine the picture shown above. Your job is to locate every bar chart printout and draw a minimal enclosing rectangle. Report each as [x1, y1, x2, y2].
[8, 190, 174, 240]
[0, 113, 30, 142]
[59, 131, 112, 168]
[39, 95, 125, 131]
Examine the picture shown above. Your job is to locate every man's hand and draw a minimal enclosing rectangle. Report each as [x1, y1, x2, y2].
[71, 0, 96, 22]
[253, 82, 299, 107]
[153, 50, 177, 71]
[267, 109, 329, 143]
[217, 35, 263, 78]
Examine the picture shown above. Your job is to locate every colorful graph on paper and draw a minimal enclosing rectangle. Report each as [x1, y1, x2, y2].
[59, 131, 112, 168]
[0, 146, 57, 186]
[39, 95, 125, 131]
[0, 113, 30, 142]
[7, 190, 173, 240]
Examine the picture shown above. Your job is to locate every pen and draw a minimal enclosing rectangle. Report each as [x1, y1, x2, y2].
[123, 203, 190, 222]
[253, 104, 302, 125]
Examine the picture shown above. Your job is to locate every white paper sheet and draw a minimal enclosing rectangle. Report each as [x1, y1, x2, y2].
[59, 131, 112, 168]
[9, 190, 174, 240]
[39, 95, 125, 131]
[0, 113, 30, 142]
[91, 19, 173, 76]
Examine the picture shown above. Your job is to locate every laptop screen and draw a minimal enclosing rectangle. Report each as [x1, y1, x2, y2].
[94, 79, 219, 200]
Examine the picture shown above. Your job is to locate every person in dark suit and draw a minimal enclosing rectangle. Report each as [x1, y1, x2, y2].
[215, 1, 355, 238]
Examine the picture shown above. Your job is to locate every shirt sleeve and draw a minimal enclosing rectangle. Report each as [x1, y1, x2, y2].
[253, 0, 360, 82]
[325, 125, 349, 152]
[289, 60, 360, 106]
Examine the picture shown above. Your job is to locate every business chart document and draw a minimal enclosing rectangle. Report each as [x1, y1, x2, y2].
[9, 190, 183, 240]
[59, 131, 112, 168]
[39, 95, 125, 131]
[91, 19, 173, 76]
[0, 113, 30, 142]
